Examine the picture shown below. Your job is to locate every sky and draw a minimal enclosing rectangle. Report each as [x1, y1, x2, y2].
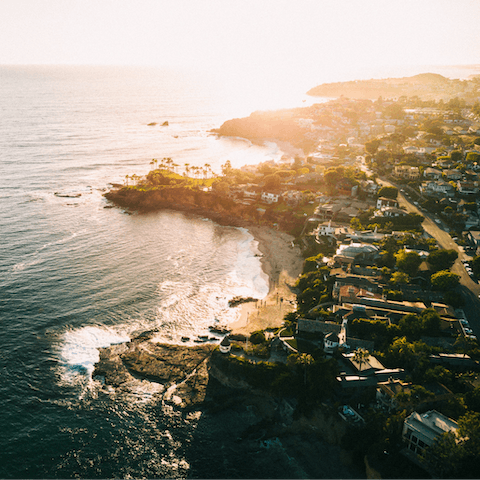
[2, 0, 480, 87]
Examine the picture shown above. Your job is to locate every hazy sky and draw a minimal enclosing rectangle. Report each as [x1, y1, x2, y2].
[2, 0, 480, 84]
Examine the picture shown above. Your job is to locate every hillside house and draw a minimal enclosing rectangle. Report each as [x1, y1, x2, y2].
[420, 180, 455, 197]
[423, 167, 442, 180]
[376, 197, 399, 209]
[393, 165, 420, 180]
[261, 192, 279, 204]
[374, 206, 409, 218]
[457, 180, 479, 196]
[443, 169, 463, 181]
[402, 410, 458, 457]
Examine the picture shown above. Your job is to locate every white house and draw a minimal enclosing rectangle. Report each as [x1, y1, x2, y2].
[420, 180, 455, 197]
[261, 192, 279, 204]
[219, 337, 231, 354]
[376, 197, 399, 209]
[374, 207, 409, 218]
[402, 410, 458, 457]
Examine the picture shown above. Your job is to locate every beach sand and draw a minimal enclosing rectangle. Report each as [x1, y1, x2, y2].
[229, 225, 303, 334]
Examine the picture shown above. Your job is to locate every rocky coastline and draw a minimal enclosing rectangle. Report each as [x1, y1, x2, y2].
[92, 332, 364, 478]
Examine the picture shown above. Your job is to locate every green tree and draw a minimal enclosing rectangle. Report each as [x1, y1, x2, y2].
[390, 271, 410, 285]
[353, 348, 370, 372]
[395, 250, 422, 276]
[472, 255, 480, 277]
[365, 139, 381, 155]
[421, 431, 461, 478]
[263, 173, 281, 189]
[427, 249, 458, 273]
[450, 150, 463, 163]
[431, 270, 460, 291]
[377, 185, 398, 199]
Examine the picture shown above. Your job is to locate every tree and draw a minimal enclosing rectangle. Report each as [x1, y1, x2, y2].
[395, 250, 422, 276]
[221, 160, 232, 176]
[466, 152, 480, 164]
[390, 271, 410, 285]
[450, 150, 463, 163]
[297, 353, 314, 386]
[365, 139, 381, 155]
[421, 431, 461, 478]
[353, 348, 369, 372]
[377, 186, 398, 199]
[427, 249, 458, 273]
[263, 174, 281, 189]
[431, 270, 460, 290]
[472, 255, 480, 277]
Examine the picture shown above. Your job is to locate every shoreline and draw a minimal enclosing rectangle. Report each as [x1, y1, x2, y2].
[230, 225, 303, 334]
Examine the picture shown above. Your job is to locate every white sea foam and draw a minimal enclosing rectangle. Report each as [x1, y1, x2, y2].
[59, 326, 130, 380]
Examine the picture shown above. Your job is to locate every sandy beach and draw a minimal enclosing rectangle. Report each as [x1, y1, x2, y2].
[229, 225, 304, 334]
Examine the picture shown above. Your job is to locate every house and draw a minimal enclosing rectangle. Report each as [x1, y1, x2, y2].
[324, 332, 340, 353]
[219, 336, 231, 354]
[424, 167, 442, 180]
[282, 190, 304, 206]
[315, 202, 343, 220]
[316, 221, 350, 240]
[334, 243, 381, 265]
[347, 229, 385, 243]
[393, 165, 420, 180]
[342, 351, 385, 376]
[261, 192, 279, 204]
[420, 180, 455, 197]
[337, 285, 382, 304]
[376, 378, 412, 410]
[457, 180, 479, 196]
[443, 169, 463, 181]
[376, 197, 399, 209]
[374, 207, 409, 218]
[402, 410, 458, 457]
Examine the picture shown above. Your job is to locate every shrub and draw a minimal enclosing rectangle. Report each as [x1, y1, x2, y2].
[249, 330, 266, 345]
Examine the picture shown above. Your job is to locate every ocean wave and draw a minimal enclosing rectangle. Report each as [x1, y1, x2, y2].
[58, 325, 130, 381]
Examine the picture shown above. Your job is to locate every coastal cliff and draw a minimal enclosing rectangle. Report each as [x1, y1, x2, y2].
[93, 336, 363, 478]
[213, 108, 319, 154]
[307, 72, 459, 100]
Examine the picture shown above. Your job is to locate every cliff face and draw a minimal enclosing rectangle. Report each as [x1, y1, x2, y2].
[214, 109, 316, 153]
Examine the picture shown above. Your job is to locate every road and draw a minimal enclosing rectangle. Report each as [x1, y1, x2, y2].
[358, 161, 480, 336]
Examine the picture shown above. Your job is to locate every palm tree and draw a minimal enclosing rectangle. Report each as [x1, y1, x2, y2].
[125, 174, 129, 186]
[184, 163, 190, 178]
[353, 348, 369, 372]
[149, 160, 155, 171]
[297, 353, 314, 386]
[191, 166, 200, 179]
[204, 163, 211, 179]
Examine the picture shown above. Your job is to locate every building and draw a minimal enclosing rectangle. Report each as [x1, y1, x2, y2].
[334, 243, 381, 265]
[394, 165, 420, 180]
[376, 197, 399, 209]
[376, 378, 412, 410]
[261, 192, 279, 204]
[219, 336, 231, 354]
[402, 410, 458, 456]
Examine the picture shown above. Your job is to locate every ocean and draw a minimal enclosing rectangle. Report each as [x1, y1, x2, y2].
[1, 64, 478, 479]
